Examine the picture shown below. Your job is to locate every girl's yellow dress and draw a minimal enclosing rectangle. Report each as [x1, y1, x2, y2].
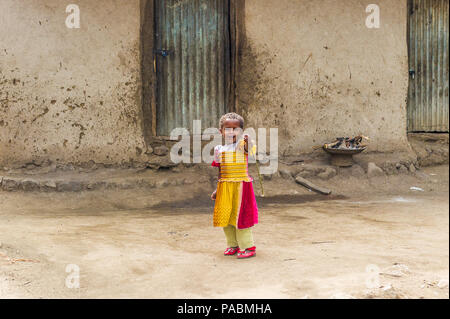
[212, 140, 258, 230]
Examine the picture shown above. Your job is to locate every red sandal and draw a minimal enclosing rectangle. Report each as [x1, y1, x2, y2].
[224, 247, 239, 256]
[237, 246, 256, 259]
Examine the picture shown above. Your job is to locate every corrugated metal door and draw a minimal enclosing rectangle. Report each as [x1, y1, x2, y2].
[408, 0, 449, 132]
[155, 0, 230, 135]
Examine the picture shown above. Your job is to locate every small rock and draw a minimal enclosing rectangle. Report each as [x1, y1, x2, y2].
[117, 182, 134, 190]
[317, 167, 337, 180]
[26, 163, 37, 170]
[56, 181, 83, 192]
[278, 169, 293, 180]
[296, 165, 322, 178]
[88, 181, 107, 190]
[132, 162, 146, 169]
[155, 179, 170, 188]
[84, 160, 97, 170]
[146, 155, 178, 169]
[381, 264, 410, 277]
[145, 146, 154, 155]
[381, 284, 393, 291]
[398, 165, 408, 174]
[409, 164, 416, 173]
[297, 171, 312, 178]
[21, 179, 40, 191]
[171, 166, 181, 173]
[175, 179, 185, 186]
[367, 162, 384, 178]
[437, 279, 449, 289]
[1, 178, 20, 191]
[144, 180, 156, 188]
[153, 145, 169, 156]
[62, 163, 76, 171]
[381, 162, 397, 175]
[349, 164, 365, 177]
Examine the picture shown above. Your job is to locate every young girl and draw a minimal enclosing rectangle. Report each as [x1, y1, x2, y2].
[210, 112, 259, 259]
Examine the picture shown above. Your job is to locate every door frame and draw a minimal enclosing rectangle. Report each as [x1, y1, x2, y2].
[140, 0, 245, 141]
[406, 0, 449, 133]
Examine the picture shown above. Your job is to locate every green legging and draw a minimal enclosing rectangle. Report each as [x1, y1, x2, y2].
[223, 225, 254, 250]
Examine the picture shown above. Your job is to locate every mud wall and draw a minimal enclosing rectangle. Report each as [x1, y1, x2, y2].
[0, 0, 147, 167]
[239, 0, 410, 156]
[0, 0, 411, 168]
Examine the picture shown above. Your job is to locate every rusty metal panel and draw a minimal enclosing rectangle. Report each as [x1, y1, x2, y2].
[408, 0, 449, 132]
[155, 0, 230, 135]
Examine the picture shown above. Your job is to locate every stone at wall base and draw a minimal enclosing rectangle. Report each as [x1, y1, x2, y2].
[367, 162, 384, 178]
[145, 155, 178, 169]
[330, 154, 354, 167]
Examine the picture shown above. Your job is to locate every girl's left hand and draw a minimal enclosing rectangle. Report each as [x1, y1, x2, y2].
[243, 134, 249, 151]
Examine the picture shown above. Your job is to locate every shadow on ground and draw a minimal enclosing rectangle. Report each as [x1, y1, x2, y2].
[150, 193, 348, 213]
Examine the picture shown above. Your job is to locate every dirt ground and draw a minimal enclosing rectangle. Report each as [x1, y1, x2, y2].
[0, 165, 448, 299]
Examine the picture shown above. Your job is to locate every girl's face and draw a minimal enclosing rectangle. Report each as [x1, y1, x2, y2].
[220, 119, 243, 144]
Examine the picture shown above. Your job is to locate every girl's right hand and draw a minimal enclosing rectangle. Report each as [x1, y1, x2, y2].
[211, 190, 217, 201]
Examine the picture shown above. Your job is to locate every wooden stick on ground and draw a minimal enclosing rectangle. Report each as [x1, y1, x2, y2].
[294, 176, 332, 195]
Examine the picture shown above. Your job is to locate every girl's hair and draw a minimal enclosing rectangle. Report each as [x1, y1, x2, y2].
[219, 112, 244, 129]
